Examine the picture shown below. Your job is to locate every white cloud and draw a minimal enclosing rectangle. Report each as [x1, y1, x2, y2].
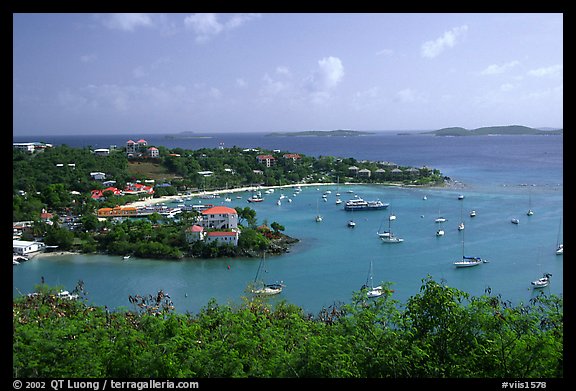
[307, 56, 344, 91]
[481, 61, 520, 75]
[80, 53, 98, 63]
[421, 25, 468, 58]
[376, 49, 394, 57]
[236, 78, 247, 88]
[275, 66, 292, 77]
[100, 13, 153, 32]
[500, 83, 516, 92]
[396, 88, 428, 104]
[527, 64, 563, 77]
[184, 13, 261, 43]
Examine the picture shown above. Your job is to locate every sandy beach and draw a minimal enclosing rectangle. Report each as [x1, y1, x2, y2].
[126, 182, 341, 208]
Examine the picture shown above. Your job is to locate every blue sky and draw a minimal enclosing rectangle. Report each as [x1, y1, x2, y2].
[13, 13, 563, 136]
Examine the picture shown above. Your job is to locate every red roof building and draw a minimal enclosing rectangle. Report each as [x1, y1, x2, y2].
[256, 154, 276, 167]
[200, 206, 238, 229]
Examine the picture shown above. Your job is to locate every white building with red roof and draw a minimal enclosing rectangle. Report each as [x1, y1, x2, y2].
[126, 140, 137, 154]
[256, 154, 276, 167]
[200, 206, 238, 229]
[185, 225, 205, 242]
[148, 147, 159, 158]
[205, 231, 239, 246]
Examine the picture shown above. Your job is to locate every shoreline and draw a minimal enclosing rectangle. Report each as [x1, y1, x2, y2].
[125, 181, 447, 209]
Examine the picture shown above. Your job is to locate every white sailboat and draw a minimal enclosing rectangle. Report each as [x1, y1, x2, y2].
[251, 252, 284, 295]
[555, 218, 563, 255]
[527, 187, 534, 216]
[315, 199, 323, 222]
[453, 229, 485, 268]
[380, 212, 404, 243]
[362, 260, 384, 298]
[457, 200, 465, 231]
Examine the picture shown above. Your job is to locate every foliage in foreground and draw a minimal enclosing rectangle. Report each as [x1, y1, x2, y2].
[12, 277, 563, 378]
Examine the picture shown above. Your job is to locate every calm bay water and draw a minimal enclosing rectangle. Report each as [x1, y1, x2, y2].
[13, 133, 563, 314]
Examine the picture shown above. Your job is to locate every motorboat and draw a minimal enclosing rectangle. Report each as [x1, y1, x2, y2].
[531, 273, 552, 289]
[344, 198, 389, 211]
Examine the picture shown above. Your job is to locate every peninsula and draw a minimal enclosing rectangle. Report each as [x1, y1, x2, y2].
[422, 125, 563, 136]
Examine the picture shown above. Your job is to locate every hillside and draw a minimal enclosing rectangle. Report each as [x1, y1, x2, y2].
[423, 125, 563, 136]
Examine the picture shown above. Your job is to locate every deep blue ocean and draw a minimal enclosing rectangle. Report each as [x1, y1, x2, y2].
[13, 132, 563, 315]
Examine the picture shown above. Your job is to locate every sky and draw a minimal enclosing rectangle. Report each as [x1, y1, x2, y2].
[12, 13, 563, 136]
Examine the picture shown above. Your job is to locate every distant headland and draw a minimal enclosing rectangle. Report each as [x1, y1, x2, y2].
[164, 131, 213, 139]
[266, 130, 375, 137]
[421, 125, 563, 136]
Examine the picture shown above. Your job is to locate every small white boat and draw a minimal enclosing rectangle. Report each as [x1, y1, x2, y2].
[458, 194, 465, 200]
[458, 222, 465, 231]
[436, 229, 445, 237]
[511, 218, 520, 225]
[123, 255, 131, 260]
[363, 260, 384, 298]
[453, 256, 483, 268]
[335, 198, 342, 205]
[469, 210, 476, 217]
[555, 243, 563, 255]
[435, 217, 446, 223]
[379, 213, 403, 243]
[315, 215, 323, 222]
[531, 273, 551, 289]
[251, 252, 284, 296]
[381, 234, 404, 243]
[555, 219, 563, 255]
[348, 220, 356, 228]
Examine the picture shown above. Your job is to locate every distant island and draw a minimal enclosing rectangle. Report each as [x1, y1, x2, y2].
[266, 130, 375, 137]
[422, 125, 563, 136]
[164, 131, 213, 139]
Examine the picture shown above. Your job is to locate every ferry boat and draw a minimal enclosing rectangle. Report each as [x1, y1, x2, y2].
[344, 198, 389, 211]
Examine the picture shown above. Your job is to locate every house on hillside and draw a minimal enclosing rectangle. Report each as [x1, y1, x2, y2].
[256, 154, 276, 167]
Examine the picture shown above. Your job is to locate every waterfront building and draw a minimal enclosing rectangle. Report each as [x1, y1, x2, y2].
[205, 231, 240, 246]
[13, 240, 45, 255]
[200, 206, 238, 230]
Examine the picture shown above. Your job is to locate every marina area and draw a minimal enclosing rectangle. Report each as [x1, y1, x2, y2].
[13, 133, 563, 315]
[13, 179, 563, 315]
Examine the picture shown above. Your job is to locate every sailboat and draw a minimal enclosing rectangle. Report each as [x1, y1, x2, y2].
[315, 198, 323, 222]
[457, 200, 465, 231]
[453, 229, 485, 267]
[555, 218, 563, 255]
[251, 252, 284, 295]
[380, 212, 404, 243]
[362, 260, 384, 298]
[348, 203, 356, 227]
[526, 187, 534, 216]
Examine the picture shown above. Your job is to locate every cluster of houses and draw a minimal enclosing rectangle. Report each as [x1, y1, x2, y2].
[126, 139, 159, 158]
[90, 182, 154, 200]
[255, 153, 302, 167]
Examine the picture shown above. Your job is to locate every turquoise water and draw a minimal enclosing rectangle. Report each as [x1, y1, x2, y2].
[13, 182, 563, 315]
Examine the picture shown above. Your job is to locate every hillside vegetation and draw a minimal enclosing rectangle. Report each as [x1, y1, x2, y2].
[13, 277, 563, 378]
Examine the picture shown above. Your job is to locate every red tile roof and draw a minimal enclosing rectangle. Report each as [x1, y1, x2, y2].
[206, 231, 238, 237]
[201, 206, 238, 215]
